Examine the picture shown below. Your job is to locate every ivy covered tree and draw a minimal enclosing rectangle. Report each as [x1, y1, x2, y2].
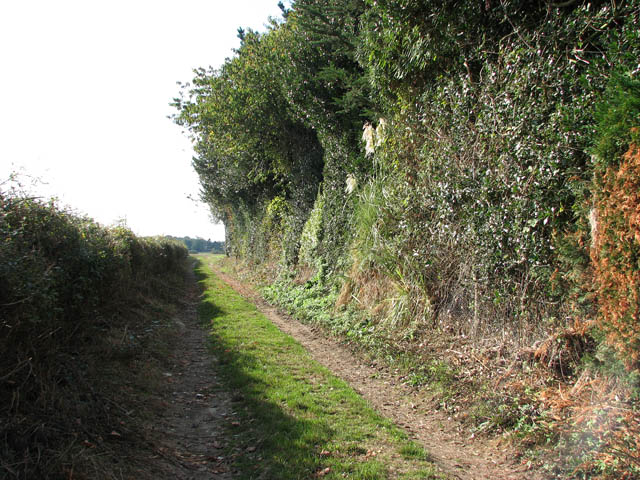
[172, 24, 324, 262]
[174, 0, 640, 374]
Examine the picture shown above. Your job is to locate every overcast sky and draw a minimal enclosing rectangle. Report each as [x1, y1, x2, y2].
[0, 0, 285, 241]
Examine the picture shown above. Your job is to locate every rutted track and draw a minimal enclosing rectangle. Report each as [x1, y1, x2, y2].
[209, 260, 545, 480]
[136, 264, 235, 479]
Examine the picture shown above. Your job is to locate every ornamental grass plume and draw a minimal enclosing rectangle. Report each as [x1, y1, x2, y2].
[362, 122, 375, 156]
[345, 173, 357, 194]
[375, 118, 387, 147]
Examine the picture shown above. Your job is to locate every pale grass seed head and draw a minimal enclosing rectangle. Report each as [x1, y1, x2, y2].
[362, 122, 375, 156]
[375, 118, 387, 147]
[345, 173, 357, 194]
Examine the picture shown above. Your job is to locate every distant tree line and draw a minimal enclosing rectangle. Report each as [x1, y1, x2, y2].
[167, 235, 225, 254]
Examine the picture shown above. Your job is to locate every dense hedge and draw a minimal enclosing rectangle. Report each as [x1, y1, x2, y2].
[175, 1, 640, 473]
[176, 0, 640, 346]
[0, 193, 187, 345]
[0, 189, 188, 478]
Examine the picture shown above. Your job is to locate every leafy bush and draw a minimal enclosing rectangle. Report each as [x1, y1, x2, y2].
[0, 188, 188, 478]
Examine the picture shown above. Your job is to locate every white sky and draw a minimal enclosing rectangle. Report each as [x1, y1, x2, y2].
[0, 0, 285, 241]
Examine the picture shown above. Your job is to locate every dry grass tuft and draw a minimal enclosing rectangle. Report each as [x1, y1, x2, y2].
[534, 328, 595, 379]
[335, 264, 398, 321]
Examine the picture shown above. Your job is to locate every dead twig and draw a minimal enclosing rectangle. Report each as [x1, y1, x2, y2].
[0, 357, 32, 382]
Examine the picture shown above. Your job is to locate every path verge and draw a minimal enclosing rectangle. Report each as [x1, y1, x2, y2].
[196, 257, 445, 479]
[206, 255, 546, 480]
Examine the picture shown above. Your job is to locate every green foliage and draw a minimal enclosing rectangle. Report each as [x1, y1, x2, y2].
[593, 75, 640, 169]
[349, 0, 640, 340]
[167, 235, 225, 254]
[276, 0, 374, 134]
[313, 132, 364, 275]
[173, 0, 375, 273]
[588, 75, 640, 371]
[0, 188, 188, 478]
[262, 273, 338, 329]
[173, 22, 325, 268]
[358, 0, 506, 105]
[298, 189, 325, 268]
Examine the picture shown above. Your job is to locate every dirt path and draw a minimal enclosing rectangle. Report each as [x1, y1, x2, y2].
[135, 268, 236, 480]
[210, 263, 547, 480]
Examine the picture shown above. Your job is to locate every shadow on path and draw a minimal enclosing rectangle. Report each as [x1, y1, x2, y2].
[194, 259, 334, 479]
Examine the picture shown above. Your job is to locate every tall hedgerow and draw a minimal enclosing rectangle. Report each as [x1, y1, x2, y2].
[348, 0, 640, 343]
[0, 187, 188, 478]
[177, 0, 640, 347]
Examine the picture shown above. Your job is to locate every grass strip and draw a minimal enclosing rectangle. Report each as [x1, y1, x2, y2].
[195, 255, 445, 480]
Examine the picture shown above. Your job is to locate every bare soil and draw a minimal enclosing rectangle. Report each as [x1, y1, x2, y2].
[209, 262, 548, 480]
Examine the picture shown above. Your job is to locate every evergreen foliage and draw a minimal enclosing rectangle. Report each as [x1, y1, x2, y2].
[590, 76, 640, 371]
[175, 2, 640, 472]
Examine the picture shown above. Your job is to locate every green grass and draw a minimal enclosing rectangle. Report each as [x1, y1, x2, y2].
[195, 255, 445, 480]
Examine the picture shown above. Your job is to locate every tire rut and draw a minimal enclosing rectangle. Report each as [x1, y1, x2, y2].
[136, 265, 236, 479]
[210, 262, 547, 480]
